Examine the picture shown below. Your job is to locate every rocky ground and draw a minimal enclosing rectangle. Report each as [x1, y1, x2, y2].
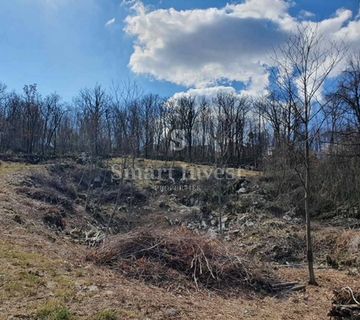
[0, 158, 359, 319]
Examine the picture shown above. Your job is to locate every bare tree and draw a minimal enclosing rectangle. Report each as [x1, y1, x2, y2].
[142, 94, 160, 159]
[213, 93, 249, 165]
[23, 84, 42, 154]
[274, 25, 342, 284]
[41, 94, 64, 155]
[76, 85, 110, 156]
[0, 83, 7, 150]
[0, 80, 262, 165]
[198, 97, 212, 161]
[335, 55, 360, 132]
[175, 96, 198, 161]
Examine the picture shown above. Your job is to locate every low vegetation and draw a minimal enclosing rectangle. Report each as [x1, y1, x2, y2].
[35, 301, 72, 320]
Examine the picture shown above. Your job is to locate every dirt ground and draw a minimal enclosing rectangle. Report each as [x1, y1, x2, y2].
[0, 160, 358, 319]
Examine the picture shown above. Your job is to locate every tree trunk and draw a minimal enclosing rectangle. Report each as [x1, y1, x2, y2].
[188, 132, 192, 162]
[305, 118, 317, 285]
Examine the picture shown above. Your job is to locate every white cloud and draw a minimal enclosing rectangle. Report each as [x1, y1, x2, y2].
[299, 10, 315, 20]
[334, 17, 360, 44]
[105, 18, 116, 27]
[125, 0, 360, 96]
[172, 86, 241, 102]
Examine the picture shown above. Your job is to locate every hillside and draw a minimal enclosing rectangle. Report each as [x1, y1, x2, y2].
[0, 158, 359, 319]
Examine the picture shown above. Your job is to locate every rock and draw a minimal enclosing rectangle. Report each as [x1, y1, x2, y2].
[187, 223, 196, 230]
[166, 217, 180, 226]
[347, 268, 359, 276]
[46, 281, 56, 289]
[349, 236, 360, 253]
[245, 221, 255, 227]
[164, 308, 179, 317]
[237, 187, 248, 194]
[88, 285, 99, 292]
[283, 214, 292, 221]
[179, 207, 192, 216]
[207, 229, 217, 239]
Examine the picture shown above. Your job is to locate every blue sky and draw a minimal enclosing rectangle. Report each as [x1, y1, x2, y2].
[0, 0, 359, 102]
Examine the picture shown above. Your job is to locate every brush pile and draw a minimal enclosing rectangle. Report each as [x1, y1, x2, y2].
[87, 228, 275, 295]
[329, 287, 360, 319]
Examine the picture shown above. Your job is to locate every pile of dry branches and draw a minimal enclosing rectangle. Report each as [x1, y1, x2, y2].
[329, 287, 360, 319]
[86, 228, 275, 295]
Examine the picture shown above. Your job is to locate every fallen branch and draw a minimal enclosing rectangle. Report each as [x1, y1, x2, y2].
[329, 286, 360, 319]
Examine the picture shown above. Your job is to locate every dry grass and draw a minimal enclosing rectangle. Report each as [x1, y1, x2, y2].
[0, 158, 359, 319]
[334, 231, 360, 266]
[0, 160, 34, 176]
[34, 300, 73, 320]
[0, 220, 359, 320]
[0, 240, 78, 303]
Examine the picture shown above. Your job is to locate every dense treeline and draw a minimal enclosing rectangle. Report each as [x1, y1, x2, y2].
[0, 82, 267, 166]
